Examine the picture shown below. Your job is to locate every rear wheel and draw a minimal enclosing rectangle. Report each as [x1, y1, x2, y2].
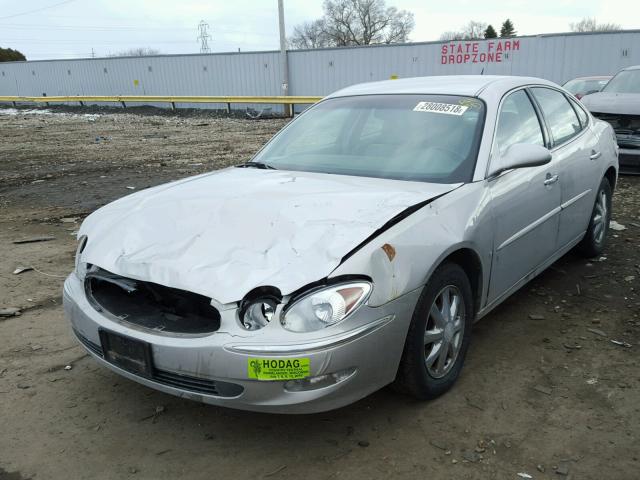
[395, 263, 473, 399]
[577, 177, 612, 258]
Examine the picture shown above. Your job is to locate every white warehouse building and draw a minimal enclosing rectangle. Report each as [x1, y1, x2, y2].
[0, 29, 639, 109]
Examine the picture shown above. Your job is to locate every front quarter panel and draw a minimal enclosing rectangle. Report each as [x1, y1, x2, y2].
[329, 182, 493, 310]
[592, 118, 619, 179]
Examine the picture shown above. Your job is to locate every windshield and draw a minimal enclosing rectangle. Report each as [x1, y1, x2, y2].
[564, 78, 608, 94]
[251, 94, 485, 183]
[603, 69, 640, 94]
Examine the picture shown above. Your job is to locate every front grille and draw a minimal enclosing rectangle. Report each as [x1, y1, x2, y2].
[84, 267, 221, 335]
[73, 329, 243, 398]
[619, 152, 640, 174]
[592, 112, 640, 148]
[75, 329, 103, 356]
[154, 370, 243, 397]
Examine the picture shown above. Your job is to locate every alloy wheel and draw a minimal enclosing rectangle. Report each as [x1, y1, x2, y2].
[424, 285, 465, 378]
[592, 189, 608, 245]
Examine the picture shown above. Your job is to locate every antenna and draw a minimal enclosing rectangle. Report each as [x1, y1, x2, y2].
[197, 20, 211, 54]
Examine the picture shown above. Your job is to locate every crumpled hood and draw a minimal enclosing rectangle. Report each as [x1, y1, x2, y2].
[80, 167, 459, 304]
[581, 92, 640, 115]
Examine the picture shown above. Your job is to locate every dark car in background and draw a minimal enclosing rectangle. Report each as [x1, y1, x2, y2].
[563, 76, 611, 100]
[582, 66, 640, 174]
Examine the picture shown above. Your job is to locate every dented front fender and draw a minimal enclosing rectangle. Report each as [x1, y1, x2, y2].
[329, 182, 493, 308]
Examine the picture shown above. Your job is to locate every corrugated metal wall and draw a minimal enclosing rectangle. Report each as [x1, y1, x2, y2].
[288, 31, 640, 95]
[0, 51, 282, 111]
[1, 30, 639, 108]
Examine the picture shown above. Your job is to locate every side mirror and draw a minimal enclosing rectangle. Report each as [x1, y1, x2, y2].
[488, 143, 552, 178]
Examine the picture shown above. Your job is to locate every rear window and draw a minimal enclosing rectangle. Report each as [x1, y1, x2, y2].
[564, 78, 608, 95]
[252, 94, 486, 184]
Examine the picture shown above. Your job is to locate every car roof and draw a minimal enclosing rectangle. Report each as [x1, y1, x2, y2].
[326, 75, 558, 99]
[622, 65, 640, 71]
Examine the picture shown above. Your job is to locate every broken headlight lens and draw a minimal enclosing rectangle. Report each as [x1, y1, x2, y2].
[281, 282, 371, 333]
[241, 298, 277, 331]
[75, 235, 88, 280]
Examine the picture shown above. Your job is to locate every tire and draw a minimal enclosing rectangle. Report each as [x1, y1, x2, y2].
[577, 177, 612, 258]
[395, 262, 473, 400]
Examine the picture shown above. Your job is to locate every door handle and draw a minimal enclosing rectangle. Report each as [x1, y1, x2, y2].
[544, 173, 559, 186]
[590, 150, 602, 160]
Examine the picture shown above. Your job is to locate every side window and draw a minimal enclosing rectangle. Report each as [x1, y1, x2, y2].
[495, 89, 545, 157]
[569, 96, 589, 128]
[531, 87, 582, 146]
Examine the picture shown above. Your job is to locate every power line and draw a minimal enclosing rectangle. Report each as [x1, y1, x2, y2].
[2, 38, 197, 45]
[197, 20, 211, 53]
[0, 0, 77, 20]
[0, 23, 276, 36]
[0, 23, 194, 31]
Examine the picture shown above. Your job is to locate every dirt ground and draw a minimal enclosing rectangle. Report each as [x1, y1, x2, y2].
[0, 106, 638, 480]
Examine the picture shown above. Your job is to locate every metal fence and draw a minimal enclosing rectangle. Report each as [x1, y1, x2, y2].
[1, 30, 639, 110]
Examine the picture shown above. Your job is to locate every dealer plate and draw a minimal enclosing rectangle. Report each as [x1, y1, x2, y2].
[99, 329, 153, 378]
[248, 357, 310, 381]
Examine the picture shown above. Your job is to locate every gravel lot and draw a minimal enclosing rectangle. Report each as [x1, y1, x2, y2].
[0, 106, 639, 480]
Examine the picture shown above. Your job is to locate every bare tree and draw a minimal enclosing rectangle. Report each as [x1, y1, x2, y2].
[289, 19, 330, 49]
[439, 31, 464, 41]
[463, 20, 488, 40]
[570, 17, 621, 32]
[383, 8, 415, 43]
[289, 0, 414, 49]
[108, 47, 162, 57]
[439, 20, 488, 41]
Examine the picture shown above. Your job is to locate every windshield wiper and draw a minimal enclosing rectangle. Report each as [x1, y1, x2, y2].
[236, 161, 276, 170]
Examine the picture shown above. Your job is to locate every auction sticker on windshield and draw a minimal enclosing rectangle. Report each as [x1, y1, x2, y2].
[413, 101, 469, 115]
[248, 358, 311, 381]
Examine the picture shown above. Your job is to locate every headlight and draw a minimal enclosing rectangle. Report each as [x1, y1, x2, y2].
[75, 235, 88, 280]
[241, 297, 278, 331]
[281, 281, 371, 333]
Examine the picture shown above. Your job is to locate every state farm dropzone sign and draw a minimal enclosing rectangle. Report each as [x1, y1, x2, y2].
[441, 39, 521, 64]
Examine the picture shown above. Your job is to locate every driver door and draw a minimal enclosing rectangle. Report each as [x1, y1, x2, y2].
[487, 88, 562, 303]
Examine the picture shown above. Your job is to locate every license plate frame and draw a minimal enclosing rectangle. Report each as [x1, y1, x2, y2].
[99, 329, 153, 378]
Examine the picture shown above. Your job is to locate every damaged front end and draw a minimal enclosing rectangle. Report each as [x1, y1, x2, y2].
[64, 167, 472, 412]
[84, 267, 221, 335]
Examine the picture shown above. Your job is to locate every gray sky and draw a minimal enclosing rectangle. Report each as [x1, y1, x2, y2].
[1, 0, 638, 60]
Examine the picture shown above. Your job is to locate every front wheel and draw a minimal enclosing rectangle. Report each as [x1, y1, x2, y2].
[395, 263, 473, 400]
[577, 177, 612, 258]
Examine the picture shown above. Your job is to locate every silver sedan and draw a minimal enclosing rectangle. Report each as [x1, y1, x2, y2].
[64, 75, 618, 413]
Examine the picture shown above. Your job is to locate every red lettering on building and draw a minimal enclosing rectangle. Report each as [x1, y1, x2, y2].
[439, 39, 521, 65]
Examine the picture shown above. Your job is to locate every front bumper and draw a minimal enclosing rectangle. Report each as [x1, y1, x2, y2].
[63, 274, 419, 413]
[618, 147, 640, 175]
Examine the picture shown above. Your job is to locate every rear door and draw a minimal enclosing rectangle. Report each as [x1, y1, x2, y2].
[487, 88, 561, 303]
[530, 87, 599, 247]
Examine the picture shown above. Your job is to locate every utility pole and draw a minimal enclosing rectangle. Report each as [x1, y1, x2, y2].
[197, 20, 211, 54]
[91, 48, 95, 58]
[277, 0, 291, 116]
